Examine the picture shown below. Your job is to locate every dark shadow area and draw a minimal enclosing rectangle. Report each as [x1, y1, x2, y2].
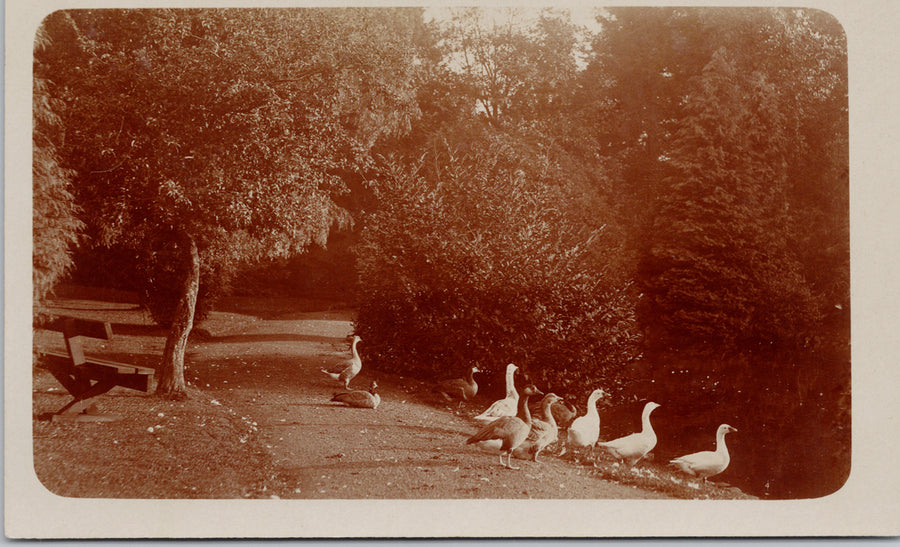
[95, 352, 160, 370]
[212, 297, 353, 322]
[206, 333, 345, 345]
[50, 302, 142, 312]
[109, 322, 168, 337]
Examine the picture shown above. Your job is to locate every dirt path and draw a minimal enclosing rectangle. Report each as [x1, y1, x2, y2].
[36, 292, 753, 499]
[192, 304, 671, 499]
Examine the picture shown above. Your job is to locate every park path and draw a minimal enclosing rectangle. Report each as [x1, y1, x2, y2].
[192, 305, 671, 499]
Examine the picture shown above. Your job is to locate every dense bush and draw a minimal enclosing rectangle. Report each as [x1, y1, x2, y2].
[33, 28, 83, 314]
[355, 130, 641, 397]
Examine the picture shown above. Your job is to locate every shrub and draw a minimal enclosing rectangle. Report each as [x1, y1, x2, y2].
[355, 130, 641, 398]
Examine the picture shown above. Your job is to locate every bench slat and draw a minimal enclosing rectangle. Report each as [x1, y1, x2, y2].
[38, 351, 154, 393]
[80, 363, 153, 392]
[79, 357, 155, 375]
[44, 317, 114, 340]
[39, 350, 153, 374]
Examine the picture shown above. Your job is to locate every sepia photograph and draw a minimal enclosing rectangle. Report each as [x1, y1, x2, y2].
[7, 0, 899, 539]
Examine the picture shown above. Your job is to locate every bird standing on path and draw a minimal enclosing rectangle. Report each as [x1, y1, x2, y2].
[596, 401, 661, 466]
[472, 363, 519, 422]
[466, 384, 542, 470]
[561, 388, 607, 461]
[330, 380, 381, 409]
[551, 399, 577, 433]
[669, 424, 738, 482]
[321, 335, 362, 389]
[513, 393, 563, 463]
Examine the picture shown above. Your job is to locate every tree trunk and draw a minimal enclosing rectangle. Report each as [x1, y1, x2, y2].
[156, 230, 199, 400]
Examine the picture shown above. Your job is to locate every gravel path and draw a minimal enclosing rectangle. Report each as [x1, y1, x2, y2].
[196, 308, 672, 499]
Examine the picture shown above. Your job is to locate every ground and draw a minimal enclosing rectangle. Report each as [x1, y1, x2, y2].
[32, 288, 753, 500]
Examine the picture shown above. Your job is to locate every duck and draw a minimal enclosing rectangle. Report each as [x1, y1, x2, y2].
[513, 393, 563, 463]
[596, 401, 661, 466]
[466, 384, 542, 470]
[472, 363, 519, 423]
[330, 380, 380, 409]
[435, 365, 480, 405]
[669, 424, 738, 482]
[321, 335, 362, 389]
[561, 388, 607, 460]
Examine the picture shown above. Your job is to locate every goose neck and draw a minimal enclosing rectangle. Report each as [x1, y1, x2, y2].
[641, 407, 655, 434]
[716, 431, 729, 454]
[517, 392, 533, 424]
[542, 399, 557, 427]
[587, 393, 601, 413]
[505, 368, 517, 398]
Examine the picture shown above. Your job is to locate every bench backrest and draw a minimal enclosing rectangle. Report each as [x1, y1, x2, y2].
[43, 317, 113, 366]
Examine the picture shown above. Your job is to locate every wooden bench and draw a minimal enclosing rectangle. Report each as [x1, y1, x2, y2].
[36, 316, 155, 422]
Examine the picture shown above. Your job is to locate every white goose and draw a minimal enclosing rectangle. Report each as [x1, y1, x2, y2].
[561, 388, 607, 459]
[596, 401, 661, 466]
[669, 424, 738, 482]
[472, 363, 519, 423]
[321, 335, 362, 389]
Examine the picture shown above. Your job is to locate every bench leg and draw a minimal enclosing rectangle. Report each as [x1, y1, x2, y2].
[52, 379, 122, 423]
[45, 361, 93, 399]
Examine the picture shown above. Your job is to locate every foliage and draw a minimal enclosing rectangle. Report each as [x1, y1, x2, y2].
[640, 48, 820, 354]
[39, 8, 421, 259]
[36, 8, 423, 395]
[136, 230, 231, 326]
[612, 11, 849, 499]
[431, 7, 586, 127]
[34, 6, 849, 496]
[356, 128, 641, 397]
[33, 26, 83, 312]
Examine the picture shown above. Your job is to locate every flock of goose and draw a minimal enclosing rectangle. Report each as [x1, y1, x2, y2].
[320, 337, 737, 483]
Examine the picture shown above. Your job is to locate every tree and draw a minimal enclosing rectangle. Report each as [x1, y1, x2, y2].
[635, 32, 848, 498]
[641, 48, 820, 355]
[36, 8, 422, 398]
[431, 7, 585, 127]
[33, 26, 83, 314]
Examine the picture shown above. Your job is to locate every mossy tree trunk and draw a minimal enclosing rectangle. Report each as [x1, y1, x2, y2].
[156, 230, 199, 400]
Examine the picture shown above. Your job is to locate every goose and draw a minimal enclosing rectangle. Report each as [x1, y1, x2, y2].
[513, 393, 563, 463]
[472, 363, 519, 423]
[669, 424, 738, 482]
[551, 399, 577, 453]
[551, 399, 577, 431]
[435, 365, 481, 405]
[596, 401, 661, 466]
[466, 384, 542, 470]
[561, 388, 607, 460]
[321, 335, 362, 389]
[330, 380, 380, 409]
